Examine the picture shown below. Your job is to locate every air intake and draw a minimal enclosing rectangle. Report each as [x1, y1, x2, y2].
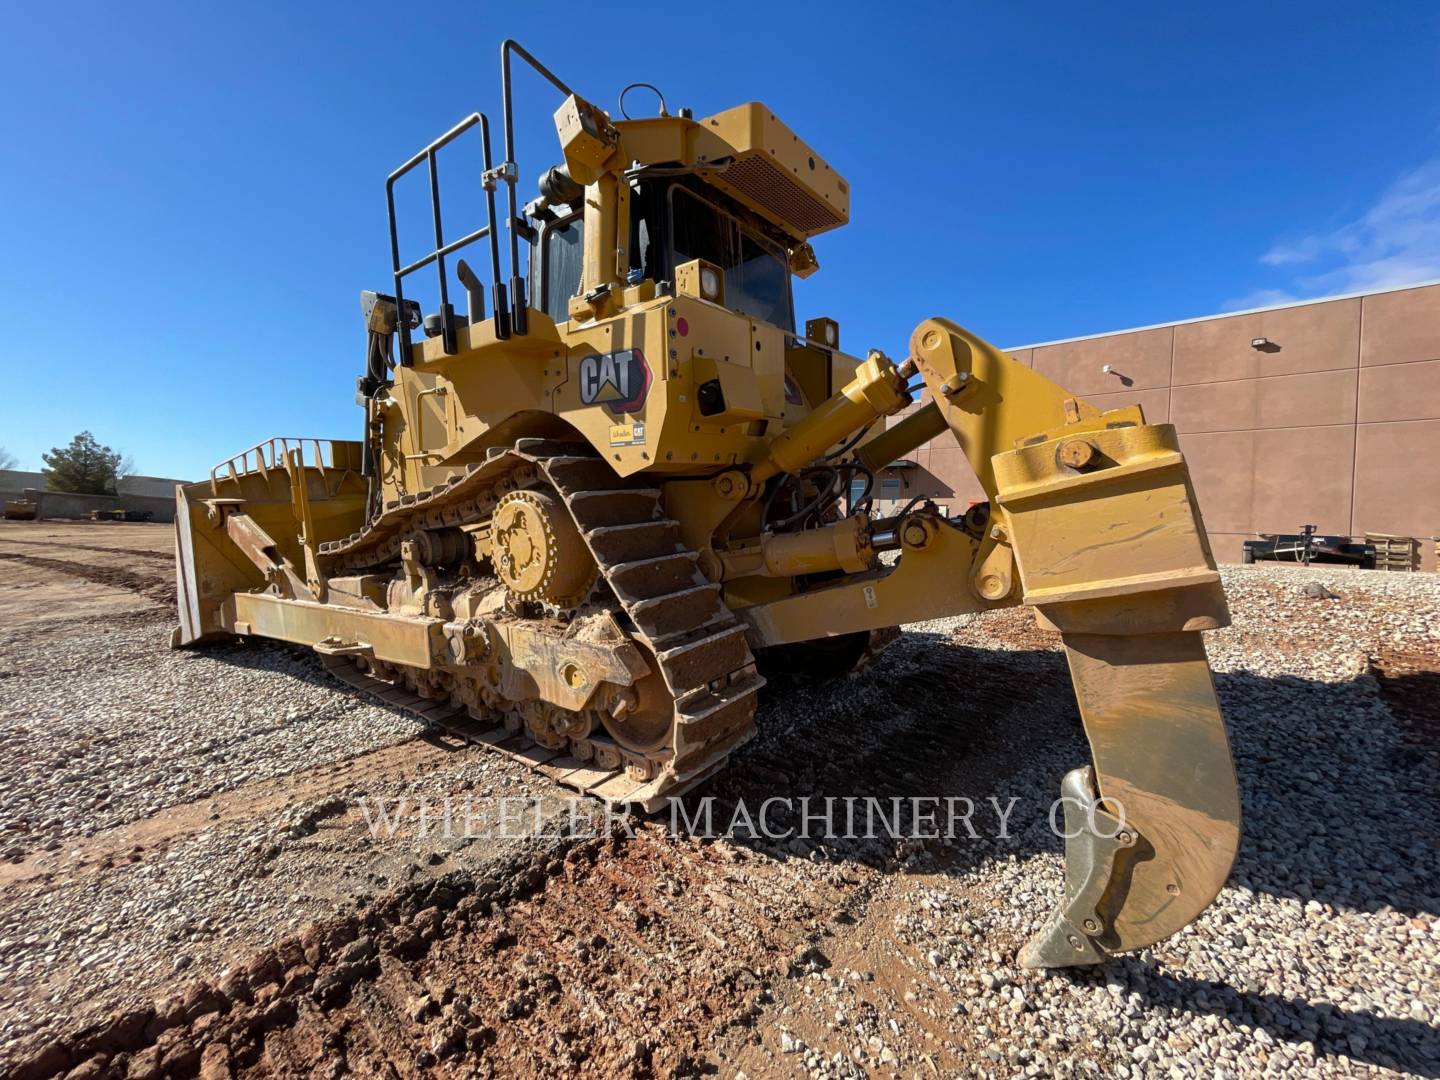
[716, 155, 846, 235]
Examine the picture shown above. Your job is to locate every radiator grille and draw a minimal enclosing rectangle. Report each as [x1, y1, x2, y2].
[717, 155, 845, 234]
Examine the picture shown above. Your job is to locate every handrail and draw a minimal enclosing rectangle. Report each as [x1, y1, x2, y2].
[385, 111, 506, 361]
[379, 44, 578, 360]
[209, 438, 341, 495]
[499, 40, 577, 338]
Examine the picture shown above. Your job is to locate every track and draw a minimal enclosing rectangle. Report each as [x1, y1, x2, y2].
[318, 439, 764, 809]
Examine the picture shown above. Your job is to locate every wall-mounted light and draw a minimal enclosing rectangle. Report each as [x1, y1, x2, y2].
[1101, 364, 1133, 387]
[1251, 337, 1281, 353]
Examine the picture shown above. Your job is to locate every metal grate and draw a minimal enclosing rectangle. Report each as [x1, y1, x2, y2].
[717, 155, 845, 234]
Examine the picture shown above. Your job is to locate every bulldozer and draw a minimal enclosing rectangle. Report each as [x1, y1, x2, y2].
[173, 42, 1240, 968]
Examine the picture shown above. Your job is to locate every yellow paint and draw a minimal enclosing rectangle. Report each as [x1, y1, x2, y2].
[179, 68, 1241, 967]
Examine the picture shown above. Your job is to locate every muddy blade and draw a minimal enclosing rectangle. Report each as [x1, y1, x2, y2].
[1022, 630, 1240, 968]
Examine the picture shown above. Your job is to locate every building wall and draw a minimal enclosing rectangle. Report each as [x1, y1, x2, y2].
[18, 488, 177, 523]
[0, 470, 47, 507]
[879, 281, 1440, 567]
[117, 475, 186, 499]
[1, 470, 186, 522]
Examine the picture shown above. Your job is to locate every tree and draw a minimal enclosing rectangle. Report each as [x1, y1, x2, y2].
[42, 432, 125, 495]
[0, 447, 16, 471]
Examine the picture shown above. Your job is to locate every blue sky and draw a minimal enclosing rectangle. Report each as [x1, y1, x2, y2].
[2, 2, 1437, 479]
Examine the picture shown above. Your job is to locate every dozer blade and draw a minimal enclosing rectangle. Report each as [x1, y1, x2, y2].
[1020, 629, 1240, 968]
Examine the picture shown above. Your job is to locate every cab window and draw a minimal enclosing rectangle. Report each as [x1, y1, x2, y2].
[537, 213, 583, 321]
[669, 185, 793, 331]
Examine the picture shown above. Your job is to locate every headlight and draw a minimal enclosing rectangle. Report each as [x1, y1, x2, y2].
[675, 259, 724, 304]
[805, 317, 839, 349]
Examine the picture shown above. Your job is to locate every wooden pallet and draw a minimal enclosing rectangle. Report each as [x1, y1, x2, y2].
[1365, 533, 1420, 572]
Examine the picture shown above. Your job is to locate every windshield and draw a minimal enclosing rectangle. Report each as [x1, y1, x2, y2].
[669, 185, 793, 330]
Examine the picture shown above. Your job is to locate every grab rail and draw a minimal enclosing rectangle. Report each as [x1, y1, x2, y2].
[209, 437, 342, 494]
[386, 111, 506, 360]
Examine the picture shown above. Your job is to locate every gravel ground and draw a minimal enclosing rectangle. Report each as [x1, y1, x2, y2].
[784, 565, 1440, 1080]
[0, 524, 1437, 1079]
[0, 617, 420, 859]
[0, 526, 568, 1064]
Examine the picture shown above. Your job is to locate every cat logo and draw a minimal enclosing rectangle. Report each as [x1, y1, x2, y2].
[577, 349, 651, 414]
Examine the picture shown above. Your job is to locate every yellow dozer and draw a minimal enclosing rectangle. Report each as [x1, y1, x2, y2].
[174, 42, 1239, 967]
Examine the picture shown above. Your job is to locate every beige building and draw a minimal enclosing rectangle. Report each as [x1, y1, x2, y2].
[880, 280, 1440, 567]
[0, 471, 188, 523]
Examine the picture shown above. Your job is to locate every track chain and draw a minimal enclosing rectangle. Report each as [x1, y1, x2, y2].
[317, 439, 763, 811]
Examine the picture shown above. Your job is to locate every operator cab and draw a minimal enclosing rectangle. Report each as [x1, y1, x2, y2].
[529, 175, 795, 332]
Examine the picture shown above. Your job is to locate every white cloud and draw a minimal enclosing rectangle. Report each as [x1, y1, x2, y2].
[1220, 287, 1302, 312]
[1248, 158, 1440, 299]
